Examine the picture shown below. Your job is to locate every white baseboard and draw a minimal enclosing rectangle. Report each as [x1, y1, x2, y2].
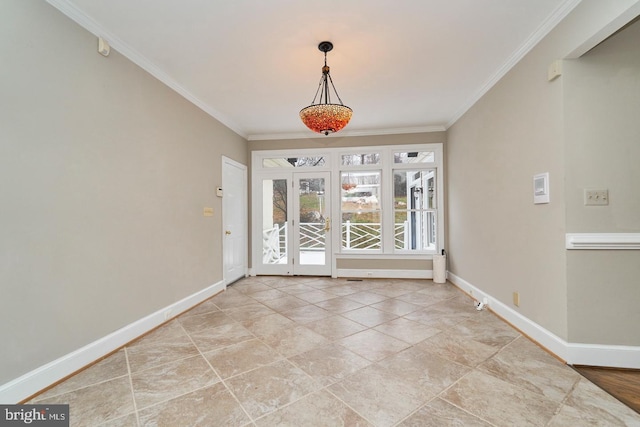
[0, 280, 226, 404]
[447, 272, 640, 369]
[336, 269, 432, 279]
[567, 343, 640, 368]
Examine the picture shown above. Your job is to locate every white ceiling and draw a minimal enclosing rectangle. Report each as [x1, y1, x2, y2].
[48, 0, 580, 140]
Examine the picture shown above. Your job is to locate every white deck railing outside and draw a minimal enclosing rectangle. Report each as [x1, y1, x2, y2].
[264, 221, 415, 264]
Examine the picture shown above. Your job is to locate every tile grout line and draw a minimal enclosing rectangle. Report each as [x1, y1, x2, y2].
[123, 347, 141, 427]
[239, 366, 379, 427]
[434, 368, 499, 427]
[126, 324, 205, 377]
[544, 375, 583, 427]
[276, 296, 431, 426]
[208, 293, 340, 423]
[243, 286, 461, 367]
[41, 277, 637, 425]
[178, 321, 256, 424]
[204, 325, 288, 381]
[203, 290, 378, 423]
[390, 395, 439, 427]
[31, 374, 131, 402]
[248, 358, 330, 423]
[126, 317, 251, 417]
[432, 324, 568, 426]
[321, 381, 379, 426]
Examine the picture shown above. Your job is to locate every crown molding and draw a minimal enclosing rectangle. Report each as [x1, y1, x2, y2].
[43, 0, 444, 142]
[446, 0, 582, 128]
[46, 0, 248, 139]
[45, 0, 581, 140]
[247, 125, 447, 141]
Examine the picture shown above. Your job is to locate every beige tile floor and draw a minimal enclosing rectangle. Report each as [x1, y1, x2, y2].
[30, 276, 640, 426]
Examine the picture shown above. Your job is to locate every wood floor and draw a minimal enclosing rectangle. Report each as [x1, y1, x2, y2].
[573, 366, 640, 414]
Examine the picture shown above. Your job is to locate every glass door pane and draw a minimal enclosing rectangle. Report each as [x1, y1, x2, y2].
[298, 177, 326, 266]
[262, 178, 288, 265]
[293, 172, 331, 275]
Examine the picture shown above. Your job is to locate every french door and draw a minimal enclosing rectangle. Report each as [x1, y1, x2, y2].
[257, 172, 331, 276]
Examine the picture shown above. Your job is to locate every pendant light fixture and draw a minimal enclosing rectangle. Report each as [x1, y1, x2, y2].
[300, 41, 353, 136]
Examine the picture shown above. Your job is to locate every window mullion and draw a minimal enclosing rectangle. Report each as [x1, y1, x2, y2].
[381, 150, 394, 253]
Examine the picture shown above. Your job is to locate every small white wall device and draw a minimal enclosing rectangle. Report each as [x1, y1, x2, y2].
[98, 37, 110, 57]
[533, 172, 550, 204]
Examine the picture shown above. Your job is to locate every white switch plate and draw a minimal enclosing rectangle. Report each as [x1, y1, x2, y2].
[533, 173, 550, 204]
[584, 189, 608, 206]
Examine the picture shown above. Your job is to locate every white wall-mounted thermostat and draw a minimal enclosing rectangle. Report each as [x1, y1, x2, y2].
[216, 187, 223, 197]
[533, 172, 550, 204]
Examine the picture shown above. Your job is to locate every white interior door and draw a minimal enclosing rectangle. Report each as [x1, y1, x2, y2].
[222, 157, 247, 284]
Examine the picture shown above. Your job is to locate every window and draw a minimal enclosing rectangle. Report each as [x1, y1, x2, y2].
[341, 153, 380, 166]
[341, 171, 381, 250]
[263, 156, 325, 168]
[394, 151, 435, 163]
[339, 145, 442, 254]
[393, 169, 436, 251]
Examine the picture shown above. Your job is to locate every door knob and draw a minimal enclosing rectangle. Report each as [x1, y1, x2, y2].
[225, 230, 231, 235]
[324, 217, 331, 232]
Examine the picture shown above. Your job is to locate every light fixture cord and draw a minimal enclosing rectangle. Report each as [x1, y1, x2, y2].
[323, 51, 330, 104]
[308, 47, 346, 106]
[310, 75, 324, 104]
[327, 74, 345, 106]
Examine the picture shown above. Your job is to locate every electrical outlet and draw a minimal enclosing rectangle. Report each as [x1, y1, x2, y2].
[513, 292, 520, 307]
[584, 189, 608, 206]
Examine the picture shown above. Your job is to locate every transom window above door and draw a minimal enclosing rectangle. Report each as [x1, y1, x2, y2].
[262, 156, 326, 168]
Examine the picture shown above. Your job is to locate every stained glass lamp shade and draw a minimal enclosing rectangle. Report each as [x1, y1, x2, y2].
[300, 41, 353, 136]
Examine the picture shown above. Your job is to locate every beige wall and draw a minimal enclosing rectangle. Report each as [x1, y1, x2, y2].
[563, 20, 640, 345]
[0, 1, 247, 384]
[446, 23, 568, 339]
[337, 258, 433, 271]
[447, 0, 640, 345]
[249, 132, 446, 271]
